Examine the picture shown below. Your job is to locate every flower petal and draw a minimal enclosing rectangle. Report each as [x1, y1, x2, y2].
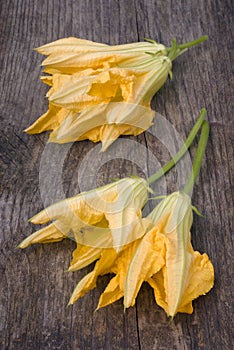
[18, 221, 67, 248]
[25, 105, 70, 134]
[105, 210, 150, 251]
[36, 37, 165, 56]
[124, 223, 165, 308]
[97, 275, 123, 308]
[69, 249, 117, 304]
[69, 245, 103, 271]
[98, 239, 140, 308]
[42, 52, 124, 75]
[148, 246, 214, 316]
[36, 37, 108, 55]
[48, 102, 154, 150]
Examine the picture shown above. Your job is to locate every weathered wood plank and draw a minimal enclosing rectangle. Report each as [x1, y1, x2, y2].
[0, 0, 233, 349]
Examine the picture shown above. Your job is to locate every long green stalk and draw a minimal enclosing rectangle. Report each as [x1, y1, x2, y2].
[167, 35, 208, 61]
[183, 120, 210, 194]
[148, 108, 207, 185]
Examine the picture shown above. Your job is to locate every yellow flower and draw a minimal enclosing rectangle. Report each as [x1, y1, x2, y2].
[124, 191, 214, 317]
[25, 36, 207, 150]
[25, 38, 172, 150]
[18, 177, 150, 251]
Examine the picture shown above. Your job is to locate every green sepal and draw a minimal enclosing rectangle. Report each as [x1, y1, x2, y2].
[143, 38, 157, 44]
[192, 205, 205, 217]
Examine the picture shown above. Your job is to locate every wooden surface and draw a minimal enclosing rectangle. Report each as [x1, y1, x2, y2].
[0, 0, 233, 349]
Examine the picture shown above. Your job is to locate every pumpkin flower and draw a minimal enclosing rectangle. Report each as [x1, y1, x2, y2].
[25, 36, 207, 150]
[68, 118, 214, 315]
[124, 120, 214, 317]
[18, 177, 150, 251]
[124, 191, 214, 317]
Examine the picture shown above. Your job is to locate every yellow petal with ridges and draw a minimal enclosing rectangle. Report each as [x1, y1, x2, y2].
[29, 190, 112, 226]
[98, 239, 140, 308]
[25, 105, 70, 134]
[97, 275, 123, 308]
[42, 52, 118, 75]
[36, 37, 108, 55]
[18, 221, 67, 248]
[124, 221, 165, 308]
[40, 75, 53, 86]
[36, 37, 165, 56]
[48, 102, 154, 150]
[148, 245, 214, 316]
[69, 245, 103, 271]
[69, 248, 117, 304]
[105, 209, 150, 251]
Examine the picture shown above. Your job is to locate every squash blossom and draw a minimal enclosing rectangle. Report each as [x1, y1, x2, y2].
[25, 36, 207, 150]
[124, 191, 214, 317]
[18, 177, 150, 251]
[68, 191, 214, 314]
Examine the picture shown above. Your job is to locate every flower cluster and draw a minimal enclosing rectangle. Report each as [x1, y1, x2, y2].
[19, 178, 214, 317]
[20, 36, 214, 318]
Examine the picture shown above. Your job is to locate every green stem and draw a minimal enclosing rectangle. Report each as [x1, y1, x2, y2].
[177, 35, 208, 50]
[167, 35, 208, 62]
[183, 120, 210, 195]
[148, 108, 207, 185]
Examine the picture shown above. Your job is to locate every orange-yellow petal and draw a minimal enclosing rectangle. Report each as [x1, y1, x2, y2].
[18, 221, 67, 248]
[124, 222, 165, 308]
[25, 104, 70, 134]
[69, 244, 103, 271]
[69, 248, 117, 304]
[148, 246, 214, 316]
[98, 239, 140, 308]
[48, 102, 154, 151]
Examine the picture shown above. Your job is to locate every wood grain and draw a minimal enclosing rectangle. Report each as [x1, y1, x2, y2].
[0, 0, 233, 349]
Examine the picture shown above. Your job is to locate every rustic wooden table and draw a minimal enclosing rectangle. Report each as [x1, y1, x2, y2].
[0, 1, 233, 349]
